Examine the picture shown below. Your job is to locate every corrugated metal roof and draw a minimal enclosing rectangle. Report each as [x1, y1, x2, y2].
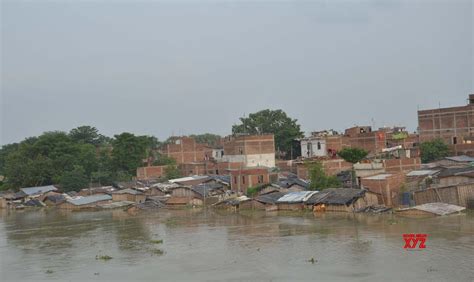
[406, 170, 439, 177]
[169, 175, 209, 183]
[20, 185, 57, 196]
[364, 174, 392, 180]
[113, 188, 143, 195]
[402, 203, 465, 216]
[276, 191, 318, 203]
[445, 155, 474, 163]
[306, 188, 365, 205]
[67, 194, 112, 206]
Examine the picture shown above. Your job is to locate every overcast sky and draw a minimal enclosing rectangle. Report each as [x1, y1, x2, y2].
[1, 0, 473, 145]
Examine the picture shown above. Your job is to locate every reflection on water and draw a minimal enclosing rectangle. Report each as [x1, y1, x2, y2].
[0, 209, 473, 281]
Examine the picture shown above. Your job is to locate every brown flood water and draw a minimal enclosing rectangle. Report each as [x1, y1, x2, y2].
[0, 208, 473, 281]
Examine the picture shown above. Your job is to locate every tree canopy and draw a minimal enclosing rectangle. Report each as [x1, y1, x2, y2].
[419, 139, 450, 163]
[189, 133, 222, 147]
[307, 161, 342, 190]
[0, 126, 160, 190]
[232, 109, 303, 159]
[337, 148, 368, 164]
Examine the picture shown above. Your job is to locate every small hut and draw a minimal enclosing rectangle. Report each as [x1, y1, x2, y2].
[306, 188, 379, 212]
[276, 191, 318, 211]
[112, 188, 146, 203]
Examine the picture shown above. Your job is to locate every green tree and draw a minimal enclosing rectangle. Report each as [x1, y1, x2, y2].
[337, 148, 368, 164]
[164, 165, 181, 180]
[60, 165, 89, 192]
[337, 147, 368, 188]
[307, 161, 342, 190]
[189, 133, 222, 146]
[111, 133, 148, 176]
[69, 126, 100, 145]
[232, 109, 303, 159]
[152, 153, 176, 166]
[0, 143, 19, 175]
[419, 139, 450, 163]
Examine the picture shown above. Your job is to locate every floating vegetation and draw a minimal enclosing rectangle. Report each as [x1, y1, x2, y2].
[45, 270, 54, 274]
[150, 239, 163, 244]
[96, 255, 113, 261]
[151, 249, 164, 256]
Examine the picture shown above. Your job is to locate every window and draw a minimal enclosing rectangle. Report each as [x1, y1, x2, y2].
[317, 142, 321, 150]
[239, 147, 243, 154]
[258, 175, 264, 183]
[234, 176, 238, 184]
[453, 137, 457, 145]
[242, 176, 245, 184]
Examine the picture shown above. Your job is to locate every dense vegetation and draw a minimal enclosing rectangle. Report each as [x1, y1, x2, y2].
[307, 161, 342, 190]
[232, 109, 303, 159]
[337, 148, 369, 164]
[0, 126, 159, 191]
[419, 139, 450, 163]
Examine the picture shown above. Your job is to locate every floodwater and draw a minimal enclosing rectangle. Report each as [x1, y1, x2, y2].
[0, 209, 473, 282]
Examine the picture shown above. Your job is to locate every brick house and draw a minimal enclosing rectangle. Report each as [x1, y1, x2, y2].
[360, 172, 406, 207]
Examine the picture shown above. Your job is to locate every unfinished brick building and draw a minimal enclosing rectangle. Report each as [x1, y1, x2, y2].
[229, 167, 275, 194]
[418, 94, 474, 155]
[222, 134, 276, 168]
[360, 172, 406, 207]
[161, 136, 213, 164]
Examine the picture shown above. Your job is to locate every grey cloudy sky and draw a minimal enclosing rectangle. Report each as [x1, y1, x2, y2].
[1, 0, 473, 145]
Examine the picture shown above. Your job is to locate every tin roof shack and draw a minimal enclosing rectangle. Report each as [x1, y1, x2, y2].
[413, 182, 474, 207]
[397, 203, 465, 217]
[78, 186, 115, 196]
[166, 186, 205, 207]
[229, 167, 273, 194]
[276, 191, 318, 211]
[42, 192, 66, 206]
[58, 194, 112, 210]
[169, 175, 211, 186]
[306, 188, 379, 212]
[112, 189, 146, 203]
[434, 155, 474, 168]
[361, 173, 406, 207]
[0, 191, 27, 209]
[253, 191, 286, 211]
[20, 185, 58, 197]
[191, 183, 226, 205]
[434, 167, 474, 187]
[276, 175, 309, 192]
[405, 170, 439, 192]
[213, 196, 251, 211]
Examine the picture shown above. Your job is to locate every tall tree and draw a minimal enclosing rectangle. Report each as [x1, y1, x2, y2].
[60, 165, 89, 192]
[419, 139, 450, 163]
[111, 133, 148, 177]
[232, 109, 303, 159]
[69, 126, 100, 145]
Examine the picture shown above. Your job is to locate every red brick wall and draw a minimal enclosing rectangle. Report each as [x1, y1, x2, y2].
[229, 168, 270, 193]
[361, 173, 406, 207]
[296, 159, 352, 180]
[383, 158, 421, 173]
[136, 166, 166, 180]
[162, 137, 212, 164]
[223, 134, 275, 155]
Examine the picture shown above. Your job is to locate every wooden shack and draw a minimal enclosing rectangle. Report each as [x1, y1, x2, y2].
[414, 183, 474, 207]
[112, 189, 146, 203]
[306, 188, 379, 212]
[58, 194, 112, 210]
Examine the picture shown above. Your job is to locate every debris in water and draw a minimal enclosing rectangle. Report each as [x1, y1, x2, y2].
[307, 257, 317, 264]
[96, 255, 113, 261]
[45, 270, 54, 274]
[151, 249, 164, 256]
[150, 239, 163, 244]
